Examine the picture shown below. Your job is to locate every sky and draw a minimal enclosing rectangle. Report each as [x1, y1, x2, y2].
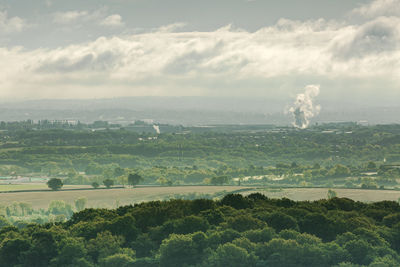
[0, 0, 399, 106]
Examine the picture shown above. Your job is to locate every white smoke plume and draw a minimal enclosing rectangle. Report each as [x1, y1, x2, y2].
[153, 125, 160, 134]
[288, 85, 321, 129]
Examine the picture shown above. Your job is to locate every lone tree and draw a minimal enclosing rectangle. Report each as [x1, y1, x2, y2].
[211, 175, 229, 185]
[103, 179, 114, 189]
[47, 178, 63, 191]
[91, 182, 100, 189]
[327, 189, 337, 199]
[128, 173, 144, 187]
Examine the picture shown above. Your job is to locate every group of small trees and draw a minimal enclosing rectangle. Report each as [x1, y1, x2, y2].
[47, 173, 144, 191]
[1, 197, 89, 230]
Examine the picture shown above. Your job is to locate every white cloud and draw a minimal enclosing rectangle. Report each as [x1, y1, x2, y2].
[331, 16, 400, 59]
[101, 14, 124, 27]
[1, 9, 400, 100]
[53, 11, 89, 24]
[158, 22, 186, 32]
[0, 11, 27, 33]
[352, 0, 400, 18]
[52, 8, 108, 25]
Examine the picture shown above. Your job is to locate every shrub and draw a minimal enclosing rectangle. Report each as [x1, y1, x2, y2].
[75, 197, 88, 212]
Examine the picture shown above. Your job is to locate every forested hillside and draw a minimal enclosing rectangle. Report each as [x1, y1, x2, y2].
[1, 123, 400, 188]
[1, 194, 400, 267]
[2, 123, 400, 170]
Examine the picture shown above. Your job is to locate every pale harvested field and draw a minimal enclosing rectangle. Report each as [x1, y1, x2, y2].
[254, 188, 400, 202]
[0, 186, 250, 209]
[1, 186, 400, 210]
[0, 184, 92, 192]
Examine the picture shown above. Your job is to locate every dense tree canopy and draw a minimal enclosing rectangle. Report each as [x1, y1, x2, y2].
[2, 194, 400, 266]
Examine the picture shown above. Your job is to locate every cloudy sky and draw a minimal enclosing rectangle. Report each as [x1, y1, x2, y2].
[0, 0, 399, 105]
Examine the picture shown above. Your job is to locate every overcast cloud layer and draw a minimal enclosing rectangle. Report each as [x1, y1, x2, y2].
[0, 0, 399, 104]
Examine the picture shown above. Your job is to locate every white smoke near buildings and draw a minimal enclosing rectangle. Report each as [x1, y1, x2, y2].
[153, 125, 160, 134]
[288, 85, 321, 129]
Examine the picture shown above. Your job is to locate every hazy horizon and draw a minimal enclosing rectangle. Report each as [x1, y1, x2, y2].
[0, 96, 399, 125]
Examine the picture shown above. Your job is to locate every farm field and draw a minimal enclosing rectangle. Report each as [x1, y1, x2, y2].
[0, 183, 92, 192]
[1, 186, 400, 210]
[0, 185, 252, 209]
[255, 187, 400, 202]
